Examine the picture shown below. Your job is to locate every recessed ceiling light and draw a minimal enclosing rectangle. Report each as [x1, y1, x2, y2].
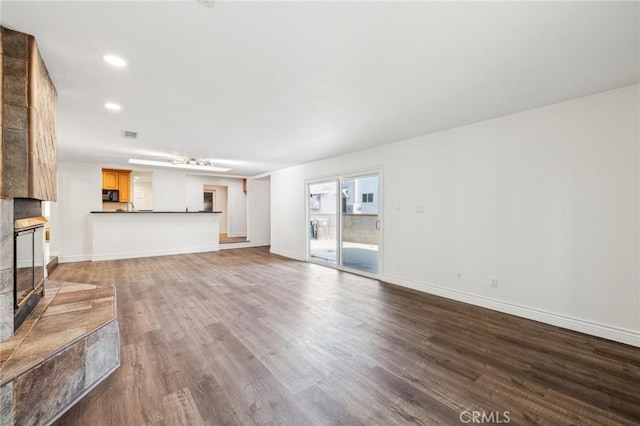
[103, 55, 126, 67]
[104, 102, 122, 111]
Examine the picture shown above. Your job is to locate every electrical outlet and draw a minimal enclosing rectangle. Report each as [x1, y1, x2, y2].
[490, 277, 498, 288]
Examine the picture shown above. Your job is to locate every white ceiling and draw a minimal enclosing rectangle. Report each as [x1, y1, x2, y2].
[1, 1, 638, 177]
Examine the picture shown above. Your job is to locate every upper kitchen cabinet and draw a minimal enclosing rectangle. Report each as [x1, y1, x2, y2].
[102, 170, 118, 190]
[0, 26, 58, 201]
[118, 171, 131, 202]
[102, 168, 131, 202]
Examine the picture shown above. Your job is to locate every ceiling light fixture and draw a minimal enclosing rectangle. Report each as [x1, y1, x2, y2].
[170, 158, 225, 167]
[128, 158, 231, 172]
[103, 54, 126, 67]
[104, 102, 122, 111]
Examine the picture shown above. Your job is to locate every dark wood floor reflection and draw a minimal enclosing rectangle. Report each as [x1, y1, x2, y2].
[51, 247, 640, 425]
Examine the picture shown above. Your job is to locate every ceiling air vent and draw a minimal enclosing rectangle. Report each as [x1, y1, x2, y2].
[122, 130, 138, 139]
[195, 0, 216, 9]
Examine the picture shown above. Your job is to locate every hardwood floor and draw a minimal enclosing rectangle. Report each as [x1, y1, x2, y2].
[50, 247, 640, 425]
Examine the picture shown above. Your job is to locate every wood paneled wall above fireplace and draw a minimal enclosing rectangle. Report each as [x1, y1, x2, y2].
[1, 26, 57, 201]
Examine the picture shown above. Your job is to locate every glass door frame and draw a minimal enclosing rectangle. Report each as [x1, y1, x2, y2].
[305, 167, 383, 279]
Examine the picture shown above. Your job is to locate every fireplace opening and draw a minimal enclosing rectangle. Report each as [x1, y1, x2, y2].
[14, 217, 47, 330]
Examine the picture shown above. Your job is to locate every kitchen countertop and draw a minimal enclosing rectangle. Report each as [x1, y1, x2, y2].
[90, 210, 222, 214]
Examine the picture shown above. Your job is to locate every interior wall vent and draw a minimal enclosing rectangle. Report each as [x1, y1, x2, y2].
[122, 130, 138, 139]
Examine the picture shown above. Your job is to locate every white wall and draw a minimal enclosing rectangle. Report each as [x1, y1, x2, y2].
[270, 85, 640, 346]
[247, 177, 271, 245]
[48, 200, 60, 257]
[153, 169, 187, 211]
[56, 161, 102, 262]
[186, 175, 247, 237]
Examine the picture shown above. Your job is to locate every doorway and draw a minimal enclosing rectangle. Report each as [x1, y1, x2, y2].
[204, 184, 228, 237]
[307, 172, 381, 277]
[132, 171, 153, 211]
[203, 190, 216, 212]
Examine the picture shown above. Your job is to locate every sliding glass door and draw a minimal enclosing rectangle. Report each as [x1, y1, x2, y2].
[340, 175, 379, 274]
[308, 173, 380, 277]
[308, 181, 338, 265]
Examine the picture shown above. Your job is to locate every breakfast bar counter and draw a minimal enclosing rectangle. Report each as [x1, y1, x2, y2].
[90, 211, 222, 214]
[90, 211, 221, 261]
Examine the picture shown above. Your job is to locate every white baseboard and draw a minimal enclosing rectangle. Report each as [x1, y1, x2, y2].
[16, 260, 45, 268]
[91, 246, 220, 262]
[270, 247, 305, 261]
[58, 254, 92, 264]
[220, 241, 270, 250]
[382, 273, 640, 348]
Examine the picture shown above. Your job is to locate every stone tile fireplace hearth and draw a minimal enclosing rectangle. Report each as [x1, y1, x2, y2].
[0, 280, 120, 425]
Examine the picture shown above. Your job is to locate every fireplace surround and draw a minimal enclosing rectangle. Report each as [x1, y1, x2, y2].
[1, 24, 58, 341]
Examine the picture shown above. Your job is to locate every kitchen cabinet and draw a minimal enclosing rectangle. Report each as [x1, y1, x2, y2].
[118, 171, 131, 202]
[102, 169, 131, 202]
[102, 170, 119, 190]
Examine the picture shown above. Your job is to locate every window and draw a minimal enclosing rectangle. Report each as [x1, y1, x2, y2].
[310, 194, 321, 210]
[362, 193, 374, 203]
